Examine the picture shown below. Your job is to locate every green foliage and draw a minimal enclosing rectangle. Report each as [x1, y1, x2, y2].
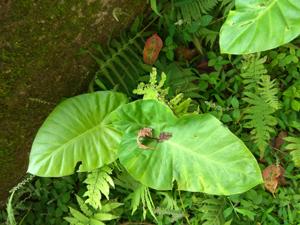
[88, 29, 147, 95]
[127, 183, 156, 220]
[163, 62, 201, 98]
[111, 99, 262, 194]
[285, 136, 300, 167]
[220, 0, 300, 54]
[27, 91, 128, 176]
[198, 197, 226, 225]
[83, 166, 114, 210]
[241, 55, 280, 157]
[6, 175, 34, 225]
[8, 2, 300, 225]
[174, 0, 220, 24]
[283, 81, 300, 112]
[133, 67, 168, 101]
[64, 195, 122, 225]
[3, 174, 84, 225]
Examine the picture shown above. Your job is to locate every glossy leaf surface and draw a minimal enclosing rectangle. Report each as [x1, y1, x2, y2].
[28, 91, 128, 177]
[220, 0, 300, 54]
[112, 100, 263, 195]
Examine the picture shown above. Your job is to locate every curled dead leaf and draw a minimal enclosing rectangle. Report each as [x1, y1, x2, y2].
[137, 127, 155, 150]
[262, 164, 285, 194]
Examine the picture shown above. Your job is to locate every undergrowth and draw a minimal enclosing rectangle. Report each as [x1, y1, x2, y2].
[2, 0, 300, 225]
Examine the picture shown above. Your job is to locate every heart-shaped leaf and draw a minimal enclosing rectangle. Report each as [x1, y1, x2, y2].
[28, 91, 128, 177]
[220, 0, 300, 54]
[112, 100, 262, 195]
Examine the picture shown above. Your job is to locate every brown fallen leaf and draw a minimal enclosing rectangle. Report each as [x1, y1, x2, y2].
[175, 46, 198, 61]
[274, 131, 288, 149]
[262, 164, 285, 194]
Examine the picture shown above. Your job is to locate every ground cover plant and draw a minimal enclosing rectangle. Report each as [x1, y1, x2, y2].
[2, 0, 300, 224]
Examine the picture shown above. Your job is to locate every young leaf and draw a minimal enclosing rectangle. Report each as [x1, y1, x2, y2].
[149, 0, 161, 16]
[143, 33, 163, 65]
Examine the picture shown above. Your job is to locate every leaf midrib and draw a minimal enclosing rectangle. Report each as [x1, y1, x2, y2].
[36, 121, 110, 156]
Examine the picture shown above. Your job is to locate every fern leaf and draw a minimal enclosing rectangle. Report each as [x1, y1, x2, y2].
[90, 30, 146, 95]
[241, 55, 280, 158]
[76, 195, 93, 217]
[284, 136, 300, 167]
[127, 183, 157, 221]
[174, 0, 219, 24]
[199, 197, 225, 225]
[65, 196, 122, 225]
[84, 166, 114, 210]
[258, 75, 281, 110]
[240, 55, 267, 91]
[67, 207, 89, 224]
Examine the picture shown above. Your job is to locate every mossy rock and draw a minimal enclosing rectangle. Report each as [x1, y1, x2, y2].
[0, 0, 146, 207]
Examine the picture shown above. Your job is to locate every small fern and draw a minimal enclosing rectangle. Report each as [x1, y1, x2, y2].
[174, 0, 219, 24]
[127, 183, 157, 221]
[114, 169, 157, 221]
[164, 62, 201, 98]
[241, 55, 280, 158]
[241, 55, 268, 91]
[199, 197, 226, 225]
[64, 195, 122, 225]
[88, 29, 147, 95]
[83, 166, 114, 210]
[284, 136, 300, 167]
[6, 175, 34, 225]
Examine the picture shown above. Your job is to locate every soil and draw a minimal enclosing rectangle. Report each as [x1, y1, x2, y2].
[0, 0, 146, 207]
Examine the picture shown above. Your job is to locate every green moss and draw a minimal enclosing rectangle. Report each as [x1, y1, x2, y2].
[0, 0, 146, 207]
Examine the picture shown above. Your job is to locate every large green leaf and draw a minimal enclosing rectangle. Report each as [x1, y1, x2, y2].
[112, 100, 262, 195]
[28, 91, 128, 177]
[220, 0, 300, 54]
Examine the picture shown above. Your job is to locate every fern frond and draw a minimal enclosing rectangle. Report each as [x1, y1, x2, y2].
[84, 166, 114, 210]
[127, 183, 157, 221]
[284, 136, 300, 167]
[241, 55, 280, 157]
[174, 0, 219, 24]
[199, 197, 226, 225]
[164, 63, 201, 98]
[241, 55, 268, 91]
[6, 175, 34, 225]
[195, 28, 219, 49]
[258, 75, 281, 110]
[89, 29, 146, 95]
[243, 93, 277, 154]
[65, 196, 121, 225]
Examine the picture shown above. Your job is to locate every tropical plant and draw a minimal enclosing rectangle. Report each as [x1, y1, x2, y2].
[220, 0, 300, 54]
[28, 69, 262, 194]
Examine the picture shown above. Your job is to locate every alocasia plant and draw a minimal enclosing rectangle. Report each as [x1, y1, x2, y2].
[220, 0, 300, 54]
[110, 99, 262, 195]
[28, 69, 262, 195]
[27, 91, 128, 176]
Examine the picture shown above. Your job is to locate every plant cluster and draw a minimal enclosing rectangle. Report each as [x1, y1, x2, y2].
[2, 0, 300, 225]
